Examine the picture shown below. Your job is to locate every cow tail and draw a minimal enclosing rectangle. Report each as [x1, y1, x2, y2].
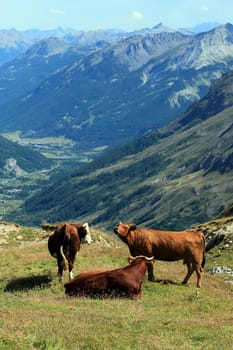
[201, 234, 206, 268]
[60, 224, 70, 271]
[60, 245, 67, 271]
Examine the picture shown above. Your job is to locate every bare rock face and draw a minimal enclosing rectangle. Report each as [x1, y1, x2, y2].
[191, 217, 233, 284]
[192, 216, 233, 250]
[4, 158, 28, 177]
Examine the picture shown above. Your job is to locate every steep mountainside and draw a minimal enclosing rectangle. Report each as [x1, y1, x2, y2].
[11, 70, 233, 229]
[0, 135, 53, 175]
[1, 24, 233, 151]
[218, 202, 233, 218]
[0, 37, 85, 105]
[0, 135, 54, 220]
[170, 69, 233, 130]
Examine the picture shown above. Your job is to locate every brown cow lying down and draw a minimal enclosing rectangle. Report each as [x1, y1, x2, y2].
[114, 222, 206, 288]
[48, 222, 92, 281]
[64, 256, 155, 299]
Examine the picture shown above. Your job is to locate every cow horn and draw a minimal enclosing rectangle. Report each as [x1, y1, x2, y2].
[145, 256, 154, 260]
[129, 255, 154, 261]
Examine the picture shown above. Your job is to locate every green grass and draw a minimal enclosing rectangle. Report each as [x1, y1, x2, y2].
[0, 226, 232, 350]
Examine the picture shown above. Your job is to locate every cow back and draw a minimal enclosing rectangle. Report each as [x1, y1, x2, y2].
[48, 223, 67, 257]
[65, 258, 150, 297]
[48, 223, 80, 258]
[115, 223, 205, 262]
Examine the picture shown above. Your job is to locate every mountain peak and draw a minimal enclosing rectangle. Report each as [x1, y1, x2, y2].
[25, 37, 68, 57]
[191, 22, 221, 33]
[152, 22, 175, 33]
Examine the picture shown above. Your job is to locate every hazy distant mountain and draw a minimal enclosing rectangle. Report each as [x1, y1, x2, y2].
[23, 27, 79, 40]
[130, 22, 177, 36]
[0, 22, 222, 68]
[0, 27, 127, 68]
[0, 28, 34, 65]
[0, 37, 90, 105]
[25, 37, 69, 57]
[14, 68, 233, 229]
[1, 24, 233, 153]
[0, 22, 222, 66]
[191, 22, 221, 33]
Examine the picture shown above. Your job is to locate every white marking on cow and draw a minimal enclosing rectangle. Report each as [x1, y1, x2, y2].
[60, 245, 66, 261]
[82, 222, 93, 244]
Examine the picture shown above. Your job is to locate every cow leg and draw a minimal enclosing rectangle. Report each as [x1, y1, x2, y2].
[57, 258, 66, 282]
[68, 260, 75, 280]
[147, 263, 155, 281]
[130, 290, 142, 300]
[182, 262, 194, 285]
[195, 264, 204, 288]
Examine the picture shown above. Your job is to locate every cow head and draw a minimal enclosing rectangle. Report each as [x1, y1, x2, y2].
[81, 223, 93, 244]
[114, 222, 137, 238]
[83, 223, 93, 244]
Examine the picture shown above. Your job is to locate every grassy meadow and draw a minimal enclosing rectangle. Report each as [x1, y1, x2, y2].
[0, 225, 233, 350]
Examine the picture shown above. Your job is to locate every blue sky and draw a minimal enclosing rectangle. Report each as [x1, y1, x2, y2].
[0, 0, 233, 31]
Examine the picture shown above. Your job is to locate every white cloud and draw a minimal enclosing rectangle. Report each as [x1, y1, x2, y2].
[49, 9, 65, 16]
[200, 5, 209, 11]
[131, 11, 144, 20]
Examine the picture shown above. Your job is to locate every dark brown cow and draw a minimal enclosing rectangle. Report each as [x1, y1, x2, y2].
[64, 256, 155, 299]
[114, 222, 206, 288]
[48, 222, 92, 281]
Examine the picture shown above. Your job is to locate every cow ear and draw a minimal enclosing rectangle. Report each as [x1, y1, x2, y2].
[130, 224, 137, 231]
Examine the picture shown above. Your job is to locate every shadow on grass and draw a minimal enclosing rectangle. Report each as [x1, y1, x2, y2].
[153, 278, 180, 285]
[4, 274, 52, 292]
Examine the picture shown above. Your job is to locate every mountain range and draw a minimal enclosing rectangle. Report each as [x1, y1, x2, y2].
[9, 67, 233, 229]
[0, 22, 232, 229]
[1, 23, 233, 152]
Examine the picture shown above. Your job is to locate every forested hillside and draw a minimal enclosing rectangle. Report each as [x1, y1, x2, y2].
[0, 135, 53, 175]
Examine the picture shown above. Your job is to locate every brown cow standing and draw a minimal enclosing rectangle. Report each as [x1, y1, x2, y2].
[64, 256, 155, 299]
[114, 222, 206, 288]
[48, 222, 92, 281]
